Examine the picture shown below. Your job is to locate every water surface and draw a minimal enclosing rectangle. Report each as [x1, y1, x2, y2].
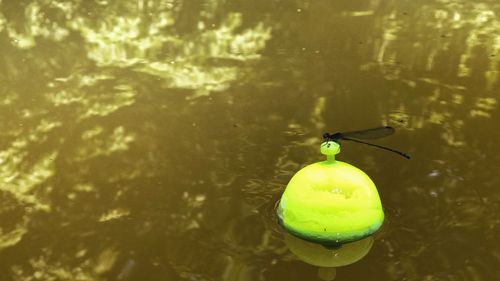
[0, 0, 499, 280]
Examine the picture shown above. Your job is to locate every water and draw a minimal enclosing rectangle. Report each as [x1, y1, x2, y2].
[0, 0, 499, 280]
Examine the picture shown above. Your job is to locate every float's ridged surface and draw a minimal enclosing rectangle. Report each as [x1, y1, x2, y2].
[277, 160, 384, 244]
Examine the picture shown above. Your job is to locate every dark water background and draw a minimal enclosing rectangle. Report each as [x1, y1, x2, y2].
[0, 0, 499, 280]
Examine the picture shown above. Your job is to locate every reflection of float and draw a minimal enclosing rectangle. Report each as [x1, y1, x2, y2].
[284, 233, 374, 281]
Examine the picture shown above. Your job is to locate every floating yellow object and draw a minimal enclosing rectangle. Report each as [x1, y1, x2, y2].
[277, 141, 384, 244]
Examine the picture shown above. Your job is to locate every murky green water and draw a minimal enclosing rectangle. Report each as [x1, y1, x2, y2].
[1, 0, 499, 280]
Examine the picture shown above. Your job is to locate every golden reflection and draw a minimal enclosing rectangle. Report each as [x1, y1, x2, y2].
[470, 97, 497, 118]
[4, 2, 70, 49]
[135, 12, 271, 95]
[11, 251, 100, 281]
[72, 14, 170, 66]
[94, 247, 119, 275]
[371, 1, 500, 82]
[0, 122, 58, 250]
[98, 208, 131, 222]
[75, 126, 136, 161]
[1, 135, 57, 211]
[364, 0, 500, 127]
[68, 7, 271, 95]
[0, 10, 4, 32]
[74, 183, 95, 192]
[341, 10, 374, 17]
[47, 76, 136, 120]
[0, 216, 28, 251]
[1, 0, 272, 96]
[284, 233, 374, 281]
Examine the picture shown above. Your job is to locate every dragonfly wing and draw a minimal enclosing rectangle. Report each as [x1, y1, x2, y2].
[340, 126, 395, 140]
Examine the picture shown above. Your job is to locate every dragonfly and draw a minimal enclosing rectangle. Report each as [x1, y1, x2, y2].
[323, 126, 411, 159]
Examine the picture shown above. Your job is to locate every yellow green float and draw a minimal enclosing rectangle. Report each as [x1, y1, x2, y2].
[277, 140, 384, 244]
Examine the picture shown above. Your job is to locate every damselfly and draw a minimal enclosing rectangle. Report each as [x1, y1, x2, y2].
[323, 126, 410, 159]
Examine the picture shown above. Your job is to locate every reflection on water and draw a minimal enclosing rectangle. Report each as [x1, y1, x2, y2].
[285, 233, 374, 280]
[0, 0, 499, 280]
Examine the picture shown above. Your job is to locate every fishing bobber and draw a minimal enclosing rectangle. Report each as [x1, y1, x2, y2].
[277, 141, 384, 244]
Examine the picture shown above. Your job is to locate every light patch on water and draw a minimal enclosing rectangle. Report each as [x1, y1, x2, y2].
[470, 97, 497, 118]
[108, 126, 135, 152]
[81, 126, 104, 140]
[0, 220, 28, 251]
[141, 63, 238, 94]
[0, 118, 60, 212]
[3, 2, 70, 49]
[99, 208, 131, 222]
[94, 247, 119, 274]
[46, 74, 136, 120]
[341, 10, 374, 17]
[50, 0, 74, 14]
[70, 12, 174, 66]
[78, 74, 113, 87]
[70, 10, 270, 96]
[311, 96, 326, 131]
[0, 10, 5, 32]
[428, 112, 446, 125]
[80, 87, 136, 120]
[16, 152, 58, 194]
[74, 184, 95, 193]
[441, 125, 465, 147]
[11, 250, 100, 281]
[0, 93, 17, 106]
